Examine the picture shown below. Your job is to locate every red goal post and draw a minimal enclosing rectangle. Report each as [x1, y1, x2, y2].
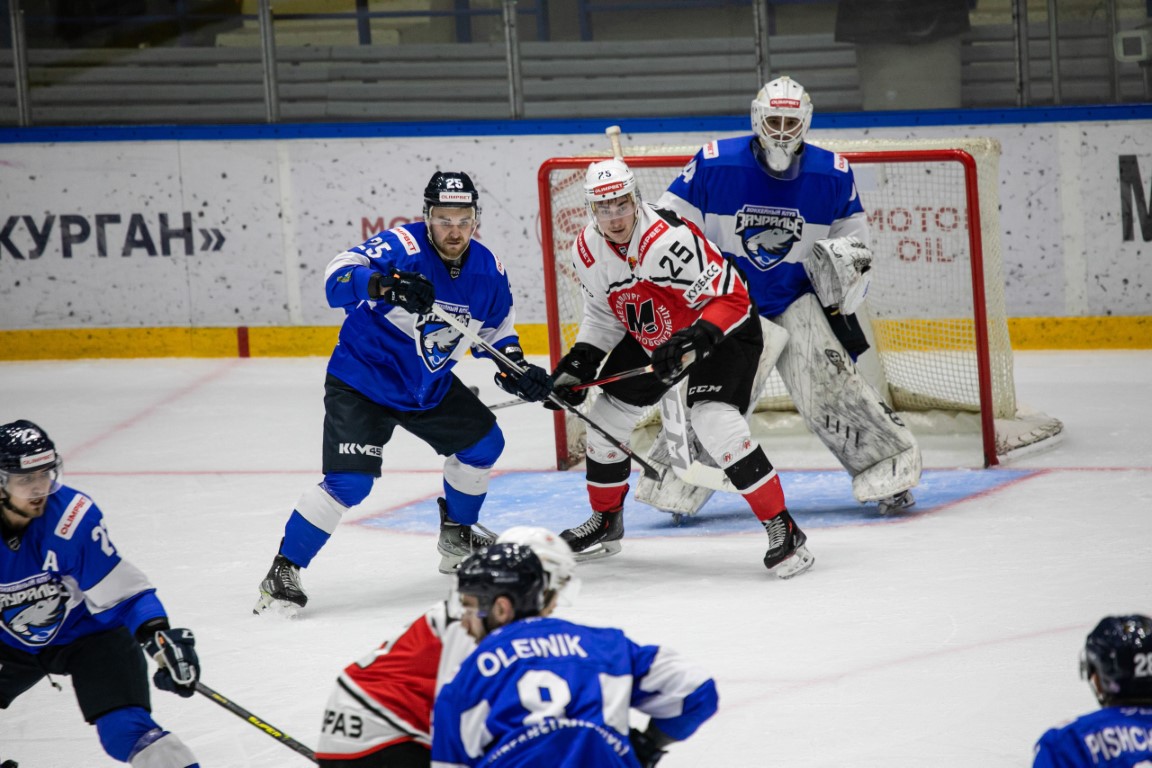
[538, 138, 1062, 472]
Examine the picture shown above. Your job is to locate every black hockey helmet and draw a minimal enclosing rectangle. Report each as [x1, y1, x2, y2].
[457, 542, 545, 620]
[1081, 614, 1152, 705]
[0, 419, 63, 495]
[423, 171, 480, 215]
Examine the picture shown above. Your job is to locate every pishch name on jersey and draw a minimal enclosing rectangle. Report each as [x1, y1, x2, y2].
[475, 633, 588, 677]
[338, 443, 383, 457]
[1082, 724, 1152, 763]
[735, 206, 802, 234]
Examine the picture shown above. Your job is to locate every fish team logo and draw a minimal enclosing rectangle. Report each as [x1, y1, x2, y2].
[417, 306, 467, 371]
[735, 204, 804, 271]
[0, 573, 71, 647]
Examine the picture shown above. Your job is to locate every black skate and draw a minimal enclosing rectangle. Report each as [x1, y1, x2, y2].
[877, 489, 916, 515]
[253, 554, 308, 617]
[438, 498, 494, 574]
[561, 510, 624, 561]
[762, 510, 814, 579]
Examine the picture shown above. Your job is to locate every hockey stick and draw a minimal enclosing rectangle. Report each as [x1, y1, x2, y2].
[569, 351, 696, 393]
[195, 681, 318, 763]
[606, 125, 624, 159]
[431, 305, 664, 480]
[486, 397, 528, 411]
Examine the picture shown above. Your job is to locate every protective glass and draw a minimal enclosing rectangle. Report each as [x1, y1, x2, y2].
[591, 198, 636, 220]
[429, 215, 477, 230]
[1, 464, 64, 500]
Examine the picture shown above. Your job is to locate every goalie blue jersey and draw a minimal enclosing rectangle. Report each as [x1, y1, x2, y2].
[1033, 707, 1152, 767]
[0, 486, 166, 653]
[431, 616, 718, 768]
[659, 136, 867, 317]
[325, 222, 521, 411]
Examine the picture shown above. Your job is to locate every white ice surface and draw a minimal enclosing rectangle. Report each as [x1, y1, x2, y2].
[2, 350, 1150, 767]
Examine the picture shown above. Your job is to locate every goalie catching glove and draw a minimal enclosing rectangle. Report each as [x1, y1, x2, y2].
[650, 321, 721, 385]
[368, 267, 436, 314]
[138, 621, 199, 698]
[546, 342, 607, 409]
[493, 344, 553, 402]
[805, 236, 873, 315]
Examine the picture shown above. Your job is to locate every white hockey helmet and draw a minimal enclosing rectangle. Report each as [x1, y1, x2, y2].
[497, 525, 578, 603]
[751, 75, 814, 175]
[583, 158, 641, 230]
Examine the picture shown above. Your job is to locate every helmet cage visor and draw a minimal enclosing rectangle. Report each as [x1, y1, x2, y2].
[752, 88, 813, 172]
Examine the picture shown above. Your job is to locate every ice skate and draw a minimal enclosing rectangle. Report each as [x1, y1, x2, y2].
[877, 489, 915, 515]
[561, 510, 623, 561]
[253, 554, 308, 617]
[438, 498, 494, 574]
[762, 510, 814, 579]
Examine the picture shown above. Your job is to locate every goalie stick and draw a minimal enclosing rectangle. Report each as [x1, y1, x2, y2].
[195, 681, 317, 763]
[431, 305, 664, 480]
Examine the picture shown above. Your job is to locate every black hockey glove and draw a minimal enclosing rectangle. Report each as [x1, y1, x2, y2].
[368, 269, 435, 315]
[629, 726, 672, 768]
[494, 344, 553, 403]
[545, 342, 607, 410]
[141, 626, 199, 698]
[650, 321, 723, 385]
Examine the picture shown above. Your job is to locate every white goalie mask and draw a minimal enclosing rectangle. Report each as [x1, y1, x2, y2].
[583, 158, 641, 238]
[751, 75, 813, 177]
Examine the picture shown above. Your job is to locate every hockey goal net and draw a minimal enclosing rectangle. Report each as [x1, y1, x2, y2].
[538, 137, 1062, 471]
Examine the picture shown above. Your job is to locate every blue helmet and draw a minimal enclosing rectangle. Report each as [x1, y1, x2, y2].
[457, 542, 545, 620]
[1081, 614, 1152, 705]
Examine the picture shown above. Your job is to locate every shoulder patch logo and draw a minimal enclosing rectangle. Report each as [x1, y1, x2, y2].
[703, 141, 720, 160]
[54, 494, 92, 541]
[834, 153, 850, 173]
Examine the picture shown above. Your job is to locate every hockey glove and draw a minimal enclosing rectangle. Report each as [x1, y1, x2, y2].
[142, 627, 199, 698]
[368, 269, 435, 315]
[650, 321, 722, 385]
[629, 726, 672, 768]
[546, 342, 607, 409]
[494, 344, 554, 403]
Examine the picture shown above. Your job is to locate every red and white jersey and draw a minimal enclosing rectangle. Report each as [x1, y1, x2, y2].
[571, 203, 752, 354]
[317, 599, 476, 760]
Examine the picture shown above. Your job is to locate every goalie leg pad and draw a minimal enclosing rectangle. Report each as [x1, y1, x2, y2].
[775, 293, 919, 481]
[851, 445, 922, 503]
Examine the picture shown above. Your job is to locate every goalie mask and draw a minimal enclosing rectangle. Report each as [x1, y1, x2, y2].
[584, 159, 641, 243]
[0, 420, 64, 502]
[751, 75, 813, 178]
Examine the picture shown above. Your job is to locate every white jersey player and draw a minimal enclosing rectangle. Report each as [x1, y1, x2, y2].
[658, 74, 921, 514]
[315, 528, 577, 768]
[549, 158, 813, 578]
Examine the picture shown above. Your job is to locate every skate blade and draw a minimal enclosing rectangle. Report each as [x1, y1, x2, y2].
[573, 540, 622, 562]
[438, 552, 466, 575]
[770, 545, 815, 580]
[252, 592, 302, 618]
[877, 492, 916, 516]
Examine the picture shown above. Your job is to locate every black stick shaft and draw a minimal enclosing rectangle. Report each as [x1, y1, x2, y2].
[195, 681, 317, 763]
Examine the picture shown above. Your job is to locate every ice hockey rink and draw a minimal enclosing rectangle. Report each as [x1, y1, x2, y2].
[3, 349, 1150, 767]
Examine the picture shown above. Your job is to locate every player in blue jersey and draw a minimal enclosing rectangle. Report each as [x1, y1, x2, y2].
[431, 543, 718, 768]
[255, 171, 552, 617]
[1033, 615, 1152, 768]
[658, 75, 922, 517]
[0, 420, 200, 768]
